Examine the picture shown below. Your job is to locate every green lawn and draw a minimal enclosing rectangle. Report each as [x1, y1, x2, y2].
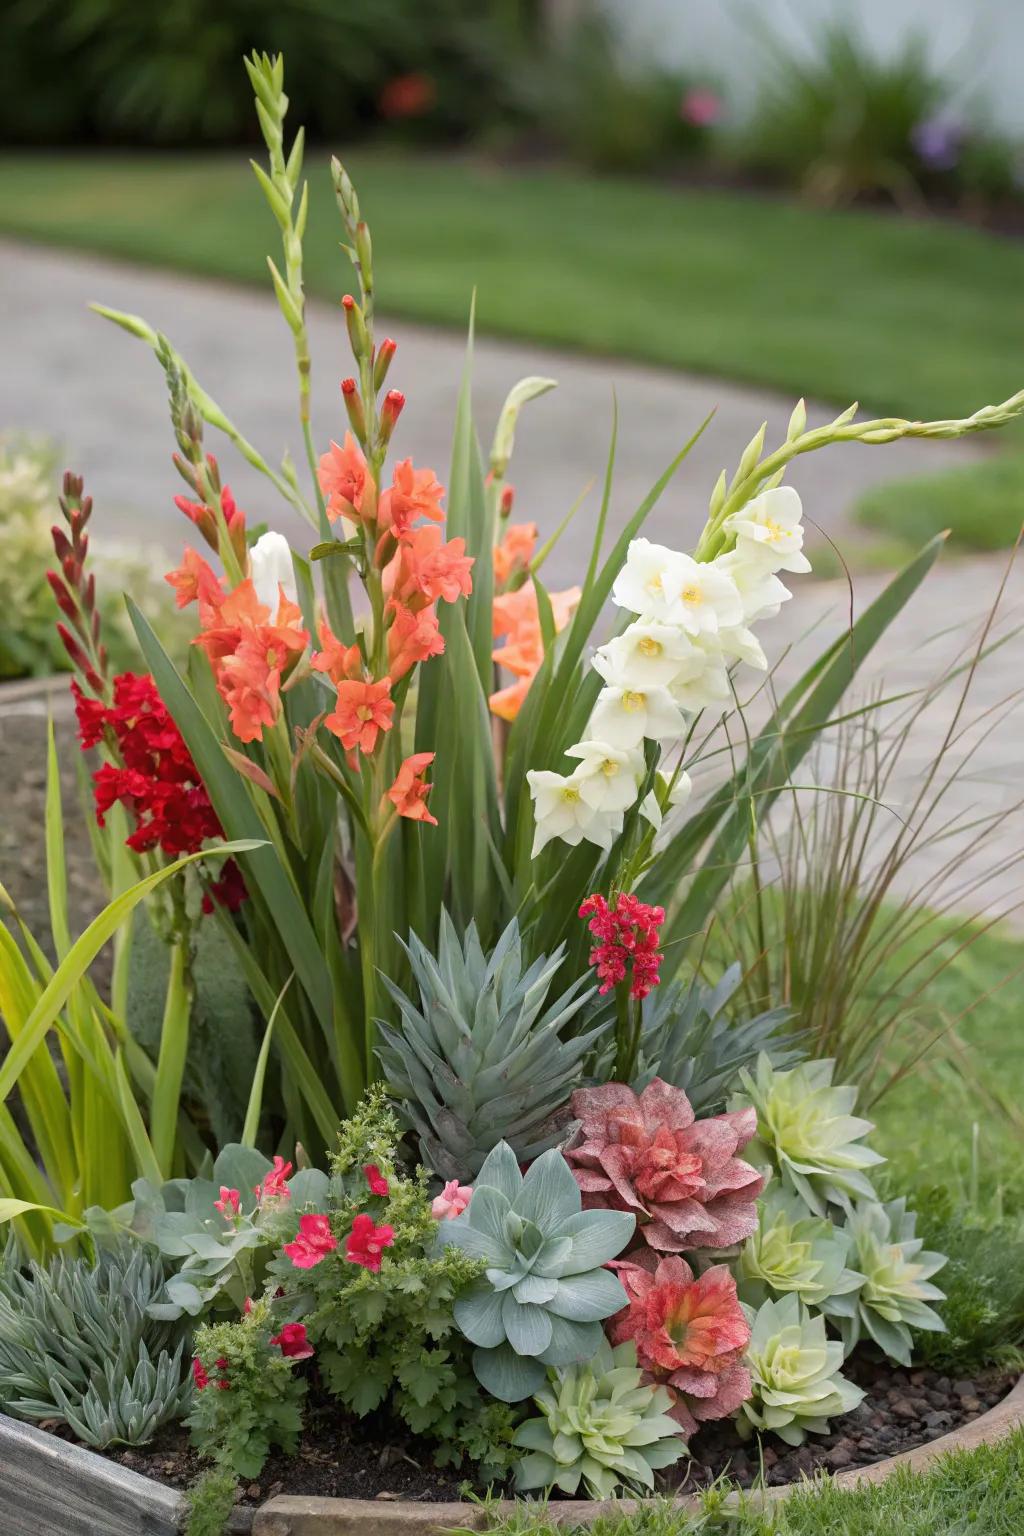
[1, 151, 1023, 422]
[855, 443, 1024, 552]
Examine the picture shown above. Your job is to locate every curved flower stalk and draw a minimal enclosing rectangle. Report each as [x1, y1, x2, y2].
[435, 1142, 635, 1402]
[513, 1339, 685, 1497]
[565, 1079, 764, 1252]
[738, 1294, 865, 1446]
[734, 1054, 884, 1216]
[737, 1184, 864, 1313]
[608, 1250, 751, 1434]
[828, 1199, 946, 1366]
[526, 476, 812, 857]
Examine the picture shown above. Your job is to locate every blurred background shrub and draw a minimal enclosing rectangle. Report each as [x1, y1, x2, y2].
[0, 437, 178, 680]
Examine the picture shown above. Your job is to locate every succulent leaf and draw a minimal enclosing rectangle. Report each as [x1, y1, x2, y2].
[738, 1294, 865, 1446]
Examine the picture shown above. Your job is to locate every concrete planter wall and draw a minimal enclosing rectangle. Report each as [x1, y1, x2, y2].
[1, 1377, 1021, 1536]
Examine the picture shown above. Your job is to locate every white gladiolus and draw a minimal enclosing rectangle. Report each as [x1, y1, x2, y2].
[592, 622, 697, 689]
[249, 530, 298, 611]
[718, 625, 768, 670]
[723, 485, 811, 574]
[669, 642, 731, 714]
[715, 549, 792, 624]
[610, 538, 691, 621]
[526, 769, 602, 855]
[589, 684, 686, 750]
[669, 553, 744, 637]
[565, 740, 645, 813]
[669, 770, 693, 808]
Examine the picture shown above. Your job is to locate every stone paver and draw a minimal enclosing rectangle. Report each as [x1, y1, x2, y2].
[1, 241, 1020, 925]
[0, 239, 987, 592]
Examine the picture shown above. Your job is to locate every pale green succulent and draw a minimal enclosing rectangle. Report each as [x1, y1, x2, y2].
[376, 913, 600, 1181]
[738, 1294, 865, 1446]
[738, 1184, 864, 1312]
[435, 1141, 635, 1402]
[827, 1198, 946, 1367]
[735, 1054, 884, 1216]
[514, 1339, 686, 1498]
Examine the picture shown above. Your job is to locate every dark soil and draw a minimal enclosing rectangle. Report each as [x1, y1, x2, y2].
[95, 1357, 1014, 1509]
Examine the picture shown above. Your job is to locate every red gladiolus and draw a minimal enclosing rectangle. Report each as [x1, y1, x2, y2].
[271, 1322, 315, 1360]
[345, 1212, 394, 1273]
[283, 1213, 338, 1270]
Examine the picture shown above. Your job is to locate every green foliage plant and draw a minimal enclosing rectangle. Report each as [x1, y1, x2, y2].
[513, 1339, 686, 1498]
[187, 1295, 307, 1479]
[437, 1140, 635, 1403]
[738, 1294, 865, 1447]
[911, 1184, 1024, 1375]
[0, 1241, 191, 1446]
[273, 1087, 520, 1476]
[376, 912, 600, 1180]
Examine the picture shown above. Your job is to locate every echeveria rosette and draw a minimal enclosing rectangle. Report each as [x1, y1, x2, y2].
[607, 1249, 752, 1435]
[829, 1198, 947, 1367]
[513, 1339, 686, 1498]
[565, 1079, 764, 1253]
[435, 1141, 635, 1402]
[738, 1294, 865, 1447]
[734, 1055, 884, 1217]
[737, 1184, 864, 1314]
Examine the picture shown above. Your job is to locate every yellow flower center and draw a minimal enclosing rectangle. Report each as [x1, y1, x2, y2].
[646, 573, 663, 595]
[681, 584, 701, 604]
[621, 690, 647, 712]
[763, 518, 783, 540]
[638, 636, 662, 657]
[561, 785, 581, 804]
[601, 759, 620, 778]
[356, 705, 373, 722]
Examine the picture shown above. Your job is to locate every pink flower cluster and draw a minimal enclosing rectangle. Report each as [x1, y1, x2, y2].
[579, 892, 666, 1000]
[281, 1163, 395, 1276]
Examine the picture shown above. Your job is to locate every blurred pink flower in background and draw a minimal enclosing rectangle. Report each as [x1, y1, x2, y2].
[680, 87, 723, 128]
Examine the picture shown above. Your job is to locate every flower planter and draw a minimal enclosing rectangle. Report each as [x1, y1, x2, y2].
[5, 1378, 1018, 1536]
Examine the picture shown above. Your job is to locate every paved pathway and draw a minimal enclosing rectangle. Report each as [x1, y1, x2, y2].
[1, 241, 1021, 926]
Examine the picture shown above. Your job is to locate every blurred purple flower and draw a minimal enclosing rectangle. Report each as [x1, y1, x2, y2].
[680, 87, 723, 129]
[911, 113, 965, 171]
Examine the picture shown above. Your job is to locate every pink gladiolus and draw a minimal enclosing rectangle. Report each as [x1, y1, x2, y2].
[214, 1186, 241, 1218]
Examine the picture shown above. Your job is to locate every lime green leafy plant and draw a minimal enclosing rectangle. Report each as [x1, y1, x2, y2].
[738, 1294, 865, 1446]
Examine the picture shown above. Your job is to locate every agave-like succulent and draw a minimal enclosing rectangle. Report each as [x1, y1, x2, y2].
[565, 1078, 764, 1252]
[737, 1184, 864, 1313]
[608, 1249, 752, 1434]
[514, 1339, 686, 1497]
[827, 1198, 946, 1366]
[376, 913, 600, 1181]
[734, 1054, 884, 1216]
[633, 963, 803, 1115]
[738, 1294, 865, 1445]
[435, 1141, 635, 1402]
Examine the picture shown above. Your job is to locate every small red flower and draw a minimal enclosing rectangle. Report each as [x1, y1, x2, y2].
[192, 1356, 209, 1391]
[283, 1213, 337, 1270]
[363, 1164, 389, 1197]
[271, 1322, 315, 1360]
[579, 892, 666, 1000]
[254, 1156, 293, 1203]
[345, 1212, 395, 1273]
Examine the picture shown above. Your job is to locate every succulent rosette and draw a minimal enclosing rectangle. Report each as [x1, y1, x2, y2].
[514, 1339, 686, 1497]
[565, 1079, 764, 1252]
[734, 1055, 884, 1217]
[608, 1249, 752, 1434]
[738, 1294, 865, 1446]
[829, 1198, 947, 1366]
[435, 1141, 635, 1402]
[737, 1184, 864, 1313]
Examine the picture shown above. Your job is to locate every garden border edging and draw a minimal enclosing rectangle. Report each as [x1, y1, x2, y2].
[250, 1374, 1024, 1535]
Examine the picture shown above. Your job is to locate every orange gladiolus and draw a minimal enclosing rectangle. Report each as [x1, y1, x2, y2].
[325, 677, 395, 755]
[387, 526, 474, 609]
[378, 459, 446, 536]
[493, 522, 538, 587]
[165, 547, 224, 610]
[311, 619, 363, 685]
[318, 432, 374, 524]
[386, 751, 437, 825]
[386, 602, 444, 681]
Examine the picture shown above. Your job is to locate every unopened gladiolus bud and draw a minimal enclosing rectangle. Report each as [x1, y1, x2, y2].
[341, 293, 370, 360]
[500, 484, 515, 518]
[355, 220, 373, 285]
[379, 389, 404, 445]
[341, 378, 367, 440]
[373, 337, 397, 390]
[46, 570, 77, 621]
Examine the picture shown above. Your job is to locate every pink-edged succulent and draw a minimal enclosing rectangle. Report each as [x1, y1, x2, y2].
[566, 1079, 763, 1252]
[608, 1249, 752, 1434]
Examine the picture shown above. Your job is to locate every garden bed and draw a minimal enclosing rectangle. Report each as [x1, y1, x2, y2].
[4, 1372, 1022, 1534]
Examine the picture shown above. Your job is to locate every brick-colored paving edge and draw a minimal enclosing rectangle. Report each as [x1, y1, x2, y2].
[251, 1374, 1024, 1535]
